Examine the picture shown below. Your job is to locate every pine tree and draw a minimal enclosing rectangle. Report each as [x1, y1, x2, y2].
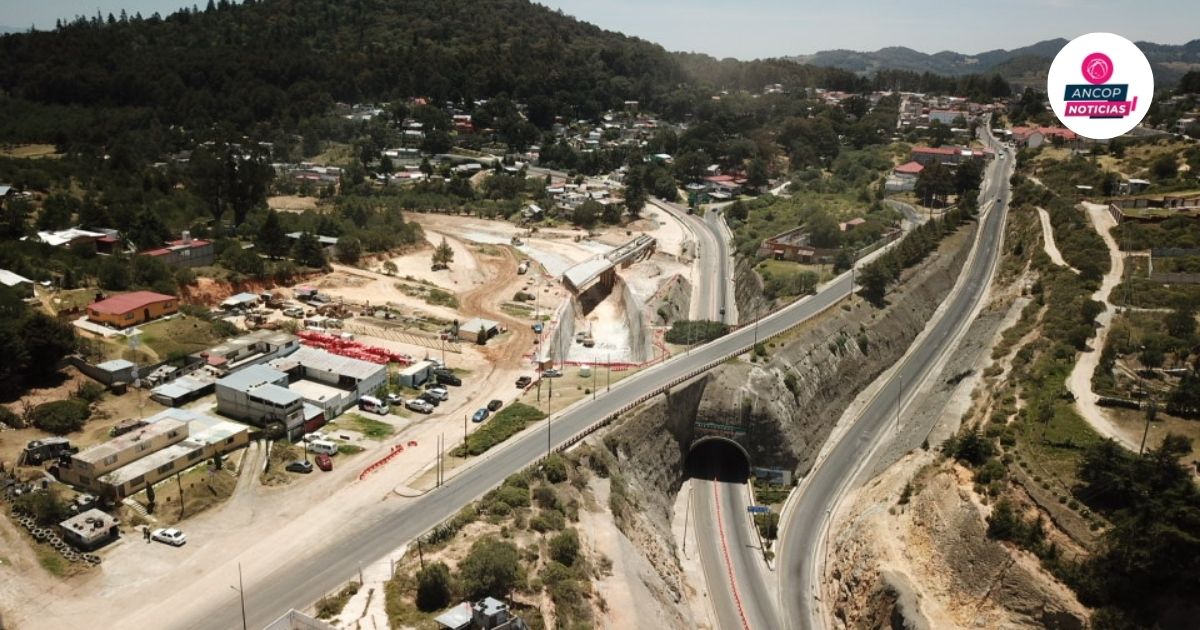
[256, 209, 289, 259]
[292, 232, 327, 269]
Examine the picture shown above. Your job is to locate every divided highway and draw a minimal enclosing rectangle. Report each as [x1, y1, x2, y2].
[779, 123, 1014, 629]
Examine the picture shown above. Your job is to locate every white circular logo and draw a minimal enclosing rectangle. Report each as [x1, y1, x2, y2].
[1047, 33, 1154, 140]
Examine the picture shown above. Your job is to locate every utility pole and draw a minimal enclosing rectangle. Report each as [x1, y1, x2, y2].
[547, 373, 553, 416]
[463, 413, 467, 446]
[416, 536, 425, 570]
[229, 562, 248, 630]
[606, 354, 611, 392]
[592, 360, 597, 400]
[1140, 397, 1156, 455]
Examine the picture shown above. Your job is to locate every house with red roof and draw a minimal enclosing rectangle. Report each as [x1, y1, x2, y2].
[87, 291, 179, 328]
[1010, 126, 1078, 149]
[893, 161, 924, 178]
[141, 232, 214, 268]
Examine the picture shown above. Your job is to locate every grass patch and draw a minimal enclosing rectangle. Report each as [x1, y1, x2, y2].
[34, 544, 72, 577]
[138, 315, 231, 360]
[316, 581, 360, 619]
[751, 478, 791, 506]
[343, 414, 395, 440]
[756, 259, 825, 301]
[338, 444, 365, 456]
[451, 403, 546, 457]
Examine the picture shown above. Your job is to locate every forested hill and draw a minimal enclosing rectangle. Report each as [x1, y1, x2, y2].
[0, 0, 687, 140]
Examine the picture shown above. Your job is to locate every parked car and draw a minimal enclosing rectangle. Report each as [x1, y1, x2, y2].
[487, 399, 503, 412]
[515, 376, 532, 388]
[301, 432, 328, 443]
[286, 460, 314, 474]
[423, 385, 449, 400]
[282, 307, 304, 319]
[406, 399, 435, 414]
[314, 454, 333, 472]
[385, 393, 404, 406]
[542, 368, 563, 378]
[418, 392, 442, 407]
[472, 408, 490, 423]
[151, 528, 187, 546]
[435, 372, 462, 387]
[532, 322, 544, 334]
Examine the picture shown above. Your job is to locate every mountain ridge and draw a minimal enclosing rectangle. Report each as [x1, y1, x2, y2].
[791, 38, 1200, 86]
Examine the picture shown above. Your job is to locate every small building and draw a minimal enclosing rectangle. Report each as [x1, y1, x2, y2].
[458, 318, 501, 344]
[892, 161, 924, 180]
[220, 292, 261, 311]
[0, 268, 34, 297]
[141, 232, 215, 268]
[94, 359, 137, 385]
[215, 365, 305, 434]
[286, 232, 339, 255]
[198, 329, 300, 373]
[87, 291, 179, 328]
[58, 418, 189, 492]
[435, 603, 473, 630]
[398, 360, 434, 388]
[268, 346, 388, 420]
[58, 509, 119, 551]
[150, 374, 217, 407]
[32, 227, 117, 251]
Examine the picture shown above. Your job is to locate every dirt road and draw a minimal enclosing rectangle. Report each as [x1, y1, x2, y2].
[1066, 202, 1139, 450]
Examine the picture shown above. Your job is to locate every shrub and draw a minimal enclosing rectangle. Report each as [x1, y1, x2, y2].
[458, 537, 524, 600]
[541, 453, 568, 483]
[664, 320, 729, 345]
[549, 529, 581, 567]
[416, 562, 453, 612]
[0, 405, 24, 428]
[29, 399, 91, 434]
[530, 509, 566, 533]
[513, 291, 535, 302]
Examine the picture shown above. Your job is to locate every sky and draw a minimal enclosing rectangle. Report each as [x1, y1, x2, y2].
[2, 0, 1197, 59]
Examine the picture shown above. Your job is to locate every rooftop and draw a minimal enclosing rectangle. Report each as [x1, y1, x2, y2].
[217, 364, 289, 392]
[59, 509, 118, 541]
[271, 346, 386, 381]
[34, 227, 108, 247]
[88, 291, 177, 315]
[74, 418, 188, 465]
[100, 440, 203, 486]
[0, 269, 33, 287]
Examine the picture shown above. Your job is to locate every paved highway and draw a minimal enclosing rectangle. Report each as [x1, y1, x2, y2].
[778, 121, 1014, 629]
[650, 197, 734, 324]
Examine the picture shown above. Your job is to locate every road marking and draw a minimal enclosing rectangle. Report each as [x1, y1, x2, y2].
[713, 479, 754, 630]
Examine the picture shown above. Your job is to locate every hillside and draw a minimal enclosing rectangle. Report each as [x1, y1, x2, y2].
[0, 0, 687, 141]
[792, 38, 1200, 86]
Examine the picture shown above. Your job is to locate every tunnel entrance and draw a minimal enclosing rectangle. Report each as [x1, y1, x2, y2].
[685, 437, 750, 484]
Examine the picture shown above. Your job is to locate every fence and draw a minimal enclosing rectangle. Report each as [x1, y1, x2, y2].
[343, 320, 462, 354]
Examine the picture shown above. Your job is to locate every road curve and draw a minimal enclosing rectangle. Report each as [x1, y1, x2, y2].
[778, 122, 1014, 629]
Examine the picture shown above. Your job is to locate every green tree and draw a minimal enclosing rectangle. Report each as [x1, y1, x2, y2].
[336, 235, 362, 264]
[571, 200, 601, 228]
[291, 232, 327, 269]
[432, 238, 454, 269]
[807, 210, 841, 248]
[458, 537, 523, 600]
[98, 257, 132, 290]
[857, 261, 891, 306]
[746, 156, 769, 191]
[256, 209, 290, 259]
[415, 562, 453, 612]
[21, 313, 76, 380]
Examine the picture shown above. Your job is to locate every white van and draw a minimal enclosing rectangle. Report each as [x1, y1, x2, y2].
[359, 395, 390, 415]
[306, 439, 338, 456]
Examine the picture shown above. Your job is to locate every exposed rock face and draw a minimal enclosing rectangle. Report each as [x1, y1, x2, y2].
[829, 462, 1089, 630]
[594, 226, 976, 602]
[732, 257, 768, 326]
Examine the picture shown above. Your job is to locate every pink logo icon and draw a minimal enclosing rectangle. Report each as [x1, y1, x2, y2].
[1082, 52, 1114, 85]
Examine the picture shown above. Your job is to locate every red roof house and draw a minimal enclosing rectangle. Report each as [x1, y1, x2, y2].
[87, 291, 179, 328]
